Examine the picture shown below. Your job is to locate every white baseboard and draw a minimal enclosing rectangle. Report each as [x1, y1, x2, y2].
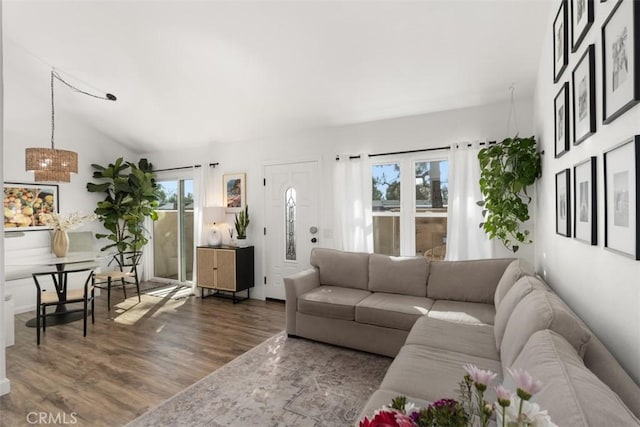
[0, 377, 10, 395]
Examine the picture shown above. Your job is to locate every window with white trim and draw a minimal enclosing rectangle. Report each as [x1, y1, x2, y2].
[371, 156, 448, 257]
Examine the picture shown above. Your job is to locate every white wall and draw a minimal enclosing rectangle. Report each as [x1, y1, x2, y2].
[0, 1, 11, 397]
[145, 97, 535, 300]
[533, 1, 640, 383]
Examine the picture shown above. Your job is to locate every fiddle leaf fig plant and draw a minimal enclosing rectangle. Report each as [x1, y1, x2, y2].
[477, 136, 541, 253]
[86, 157, 161, 254]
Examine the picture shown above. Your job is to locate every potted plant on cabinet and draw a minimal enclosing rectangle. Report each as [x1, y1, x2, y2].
[234, 205, 250, 247]
[86, 158, 161, 257]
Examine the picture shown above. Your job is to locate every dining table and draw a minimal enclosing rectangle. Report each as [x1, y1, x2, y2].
[6, 251, 111, 327]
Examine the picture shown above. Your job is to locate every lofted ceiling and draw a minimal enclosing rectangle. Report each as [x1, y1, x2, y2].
[3, 0, 551, 154]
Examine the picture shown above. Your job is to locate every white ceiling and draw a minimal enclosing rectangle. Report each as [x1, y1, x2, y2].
[3, 1, 551, 154]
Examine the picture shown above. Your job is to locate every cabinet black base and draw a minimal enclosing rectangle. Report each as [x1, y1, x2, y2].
[201, 288, 251, 304]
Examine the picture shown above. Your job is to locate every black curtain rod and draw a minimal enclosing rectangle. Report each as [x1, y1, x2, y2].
[153, 163, 219, 173]
[335, 141, 496, 161]
[369, 146, 449, 158]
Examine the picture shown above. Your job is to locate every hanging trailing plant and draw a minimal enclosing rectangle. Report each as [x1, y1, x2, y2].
[86, 158, 161, 254]
[477, 136, 542, 253]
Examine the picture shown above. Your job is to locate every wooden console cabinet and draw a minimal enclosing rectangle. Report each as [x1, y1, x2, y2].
[196, 246, 254, 303]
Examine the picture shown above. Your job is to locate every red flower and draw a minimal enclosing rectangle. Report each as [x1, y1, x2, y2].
[359, 410, 404, 427]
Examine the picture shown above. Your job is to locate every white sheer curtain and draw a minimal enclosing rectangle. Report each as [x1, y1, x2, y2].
[191, 165, 208, 295]
[445, 142, 493, 260]
[334, 155, 373, 252]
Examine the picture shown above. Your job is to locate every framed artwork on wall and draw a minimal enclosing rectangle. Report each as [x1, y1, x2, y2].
[3, 182, 59, 231]
[574, 157, 597, 245]
[604, 136, 639, 259]
[223, 173, 246, 213]
[554, 0, 569, 82]
[555, 82, 570, 157]
[556, 169, 572, 237]
[571, 0, 594, 52]
[572, 44, 597, 145]
[602, 0, 640, 124]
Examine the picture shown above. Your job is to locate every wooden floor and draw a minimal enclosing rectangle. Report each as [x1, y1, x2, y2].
[0, 283, 285, 427]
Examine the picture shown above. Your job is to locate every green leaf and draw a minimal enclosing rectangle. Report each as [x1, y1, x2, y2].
[477, 136, 540, 251]
[86, 157, 160, 254]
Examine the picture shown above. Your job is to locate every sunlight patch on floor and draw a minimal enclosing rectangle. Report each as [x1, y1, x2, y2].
[112, 295, 187, 325]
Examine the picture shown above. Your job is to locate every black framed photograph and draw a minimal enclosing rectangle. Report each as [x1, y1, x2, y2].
[574, 157, 597, 245]
[555, 82, 570, 157]
[602, 0, 640, 124]
[556, 169, 572, 237]
[554, 0, 569, 82]
[572, 44, 596, 145]
[604, 136, 639, 259]
[3, 182, 59, 231]
[571, 0, 594, 52]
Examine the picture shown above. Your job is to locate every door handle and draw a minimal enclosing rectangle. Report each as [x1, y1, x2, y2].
[311, 237, 318, 243]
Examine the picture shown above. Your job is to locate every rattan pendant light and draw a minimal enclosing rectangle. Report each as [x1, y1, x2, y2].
[25, 69, 116, 183]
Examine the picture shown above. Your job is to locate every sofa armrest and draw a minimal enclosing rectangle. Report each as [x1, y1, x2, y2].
[284, 268, 320, 335]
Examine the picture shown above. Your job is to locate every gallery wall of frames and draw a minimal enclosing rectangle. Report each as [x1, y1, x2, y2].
[552, 0, 639, 260]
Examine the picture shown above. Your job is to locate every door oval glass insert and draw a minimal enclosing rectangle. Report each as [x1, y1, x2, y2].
[285, 187, 297, 261]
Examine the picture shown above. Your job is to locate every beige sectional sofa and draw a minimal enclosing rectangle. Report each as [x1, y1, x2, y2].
[284, 248, 640, 426]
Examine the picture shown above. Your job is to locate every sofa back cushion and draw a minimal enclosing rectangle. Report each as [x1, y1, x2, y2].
[500, 290, 591, 368]
[310, 248, 370, 290]
[494, 258, 536, 308]
[368, 254, 429, 297]
[494, 275, 548, 349]
[506, 329, 640, 426]
[582, 335, 640, 418]
[426, 258, 513, 304]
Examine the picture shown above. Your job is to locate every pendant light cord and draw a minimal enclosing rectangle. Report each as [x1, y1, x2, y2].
[51, 71, 56, 149]
[49, 68, 117, 150]
[506, 84, 518, 136]
[52, 69, 115, 101]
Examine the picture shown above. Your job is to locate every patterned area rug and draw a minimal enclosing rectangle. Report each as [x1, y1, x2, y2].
[127, 332, 392, 427]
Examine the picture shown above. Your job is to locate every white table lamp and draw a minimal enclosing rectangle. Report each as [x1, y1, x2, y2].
[204, 207, 226, 246]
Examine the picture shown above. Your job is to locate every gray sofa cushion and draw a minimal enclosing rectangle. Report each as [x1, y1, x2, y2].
[297, 286, 371, 320]
[381, 344, 502, 403]
[427, 300, 495, 325]
[406, 316, 499, 361]
[494, 275, 548, 348]
[355, 293, 434, 331]
[426, 258, 513, 304]
[310, 248, 370, 290]
[500, 290, 591, 368]
[583, 336, 640, 419]
[368, 253, 429, 297]
[494, 258, 536, 308]
[508, 330, 640, 426]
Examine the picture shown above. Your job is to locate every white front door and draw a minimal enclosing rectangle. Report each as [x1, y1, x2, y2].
[264, 161, 319, 300]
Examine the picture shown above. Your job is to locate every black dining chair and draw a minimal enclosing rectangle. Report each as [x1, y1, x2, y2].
[92, 251, 142, 311]
[32, 267, 96, 345]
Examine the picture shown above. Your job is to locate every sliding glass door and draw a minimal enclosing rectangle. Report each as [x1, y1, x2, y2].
[152, 177, 194, 283]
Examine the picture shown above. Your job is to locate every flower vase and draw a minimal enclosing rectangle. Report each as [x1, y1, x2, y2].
[52, 230, 69, 257]
[236, 237, 248, 248]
